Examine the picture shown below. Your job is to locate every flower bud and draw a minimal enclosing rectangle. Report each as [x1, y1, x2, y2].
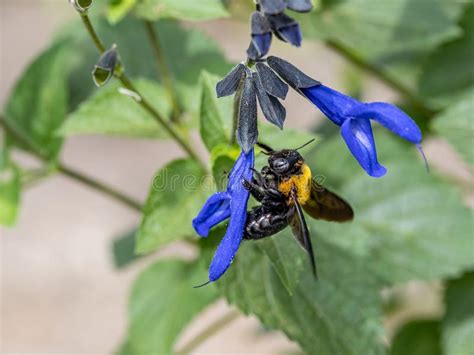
[69, 0, 93, 13]
[259, 0, 286, 15]
[268, 13, 302, 47]
[249, 11, 272, 59]
[286, 0, 313, 13]
[92, 45, 120, 87]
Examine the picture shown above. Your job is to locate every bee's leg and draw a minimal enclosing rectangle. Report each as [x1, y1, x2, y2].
[251, 168, 266, 187]
[242, 179, 265, 202]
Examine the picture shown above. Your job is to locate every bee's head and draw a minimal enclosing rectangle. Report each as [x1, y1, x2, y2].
[257, 139, 315, 176]
[268, 150, 304, 176]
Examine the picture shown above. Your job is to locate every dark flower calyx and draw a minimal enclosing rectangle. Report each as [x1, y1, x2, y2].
[259, 0, 313, 14]
[252, 72, 286, 129]
[267, 56, 320, 90]
[237, 75, 258, 153]
[260, 0, 287, 15]
[268, 13, 302, 47]
[69, 0, 93, 12]
[286, 0, 313, 13]
[249, 12, 273, 59]
[255, 62, 289, 99]
[216, 64, 247, 98]
[92, 45, 120, 87]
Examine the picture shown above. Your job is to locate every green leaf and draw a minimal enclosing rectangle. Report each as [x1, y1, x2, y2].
[442, 272, 474, 355]
[419, 4, 474, 107]
[260, 124, 317, 151]
[307, 132, 474, 284]
[306, 0, 464, 56]
[432, 89, 474, 166]
[390, 320, 442, 355]
[255, 237, 306, 295]
[299, 0, 467, 106]
[60, 79, 173, 138]
[135, 0, 229, 22]
[205, 234, 384, 355]
[107, 0, 137, 24]
[111, 229, 143, 269]
[210, 144, 239, 191]
[127, 259, 218, 354]
[0, 165, 20, 226]
[136, 159, 208, 254]
[4, 40, 73, 160]
[199, 71, 231, 151]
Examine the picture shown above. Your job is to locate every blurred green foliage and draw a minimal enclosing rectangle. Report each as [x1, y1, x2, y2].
[1, 0, 473, 354]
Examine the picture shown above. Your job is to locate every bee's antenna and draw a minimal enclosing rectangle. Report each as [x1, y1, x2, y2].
[193, 280, 211, 289]
[295, 138, 316, 151]
[256, 141, 274, 154]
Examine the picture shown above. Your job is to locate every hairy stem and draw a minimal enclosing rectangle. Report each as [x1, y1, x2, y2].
[143, 20, 181, 122]
[176, 310, 241, 354]
[0, 116, 142, 211]
[79, 13, 205, 168]
[325, 39, 437, 118]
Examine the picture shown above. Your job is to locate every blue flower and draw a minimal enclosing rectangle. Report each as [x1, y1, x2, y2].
[302, 85, 423, 177]
[193, 149, 254, 282]
[266, 55, 426, 178]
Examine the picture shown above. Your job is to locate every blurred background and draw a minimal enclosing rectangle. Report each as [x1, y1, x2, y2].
[1, 0, 472, 354]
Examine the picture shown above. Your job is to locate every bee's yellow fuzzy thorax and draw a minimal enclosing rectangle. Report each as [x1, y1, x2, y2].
[278, 164, 312, 205]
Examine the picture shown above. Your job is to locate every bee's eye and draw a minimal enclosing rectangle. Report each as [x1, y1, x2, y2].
[272, 158, 290, 173]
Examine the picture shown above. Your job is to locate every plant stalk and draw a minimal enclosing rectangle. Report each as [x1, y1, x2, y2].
[143, 20, 181, 122]
[79, 13, 205, 168]
[176, 310, 241, 354]
[0, 116, 142, 212]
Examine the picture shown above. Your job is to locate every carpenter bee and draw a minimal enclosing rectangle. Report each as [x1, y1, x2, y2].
[243, 139, 354, 278]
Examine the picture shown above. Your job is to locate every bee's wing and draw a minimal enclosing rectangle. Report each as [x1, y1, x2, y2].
[290, 189, 317, 278]
[302, 180, 354, 222]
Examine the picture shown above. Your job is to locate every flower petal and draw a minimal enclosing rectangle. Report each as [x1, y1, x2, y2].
[192, 192, 231, 237]
[301, 85, 361, 126]
[228, 149, 255, 193]
[209, 177, 251, 282]
[349, 102, 422, 144]
[340, 118, 387, 178]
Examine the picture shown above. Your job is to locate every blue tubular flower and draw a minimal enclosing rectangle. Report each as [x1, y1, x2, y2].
[266, 56, 424, 178]
[193, 149, 254, 282]
[302, 85, 422, 177]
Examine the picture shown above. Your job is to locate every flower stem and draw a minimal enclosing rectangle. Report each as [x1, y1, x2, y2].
[325, 39, 437, 118]
[0, 116, 142, 212]
[80, 14, 106, 53]
[176, 310, 241, 354]
[79, 13, 205, 168]
[143, 20, 181, 122]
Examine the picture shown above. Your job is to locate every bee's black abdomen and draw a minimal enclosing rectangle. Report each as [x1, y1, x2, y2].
[244, 206, 291, 240]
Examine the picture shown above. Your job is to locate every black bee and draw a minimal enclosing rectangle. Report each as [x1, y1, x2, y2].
[242, 140, 354, 277]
